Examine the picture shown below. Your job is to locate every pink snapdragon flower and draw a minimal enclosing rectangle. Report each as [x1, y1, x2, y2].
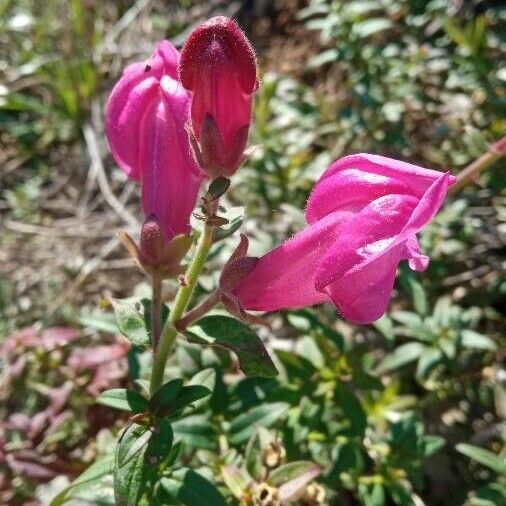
[106, 41, 204, 237]
[231, 154, 456, 324]
[179, 16, 258, 178]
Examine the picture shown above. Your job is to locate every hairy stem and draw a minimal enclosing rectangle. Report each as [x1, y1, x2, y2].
[150, 223, 215, 395]
[450, 137, 505, 193]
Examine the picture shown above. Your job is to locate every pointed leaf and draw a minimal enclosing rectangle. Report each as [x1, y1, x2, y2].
[416, 347, 443, 380]
[214, 206, 244, 241]
[146, 419, 174, 465]
[461, 330, 497, 351]
[114, 424, 152, 506]
[172, 414, 217, 450]
[111, 298, 151, 348]
[170, 385, 212, 414]
[97, 389, 148, 413]
[160, 468, 227, 506]
[245, 432, 264, 482]
[399, 264, 428, 316]
[186, 315, 277, 378]
[456, 444, 506, 475]
[187, 368, 216, 410]
[149, 379, 183, 417]
[229, 402, 289, 444]
[336, 387, 367, 437]
[375, 342, 426, 374]
[50, 456, 114, 506]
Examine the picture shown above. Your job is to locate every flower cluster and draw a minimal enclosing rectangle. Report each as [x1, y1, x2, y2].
[105, 16, 454, 325]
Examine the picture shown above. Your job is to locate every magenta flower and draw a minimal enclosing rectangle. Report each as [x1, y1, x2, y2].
[106, 40, 204, 237]
[231, 154, 456, 324]
[179, 16, 258, 178]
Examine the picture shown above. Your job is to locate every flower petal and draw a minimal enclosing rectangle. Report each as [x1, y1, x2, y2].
[140, 76, 203, 235]
[105, 40, 180, 180]
[317, 153, 455, 198]
[325, 245, 402, 324]
[306, 167, 414, 224]
[106, 77, 159, 180]
[234, 210, 353, 311]
[315, 172, 453, 323]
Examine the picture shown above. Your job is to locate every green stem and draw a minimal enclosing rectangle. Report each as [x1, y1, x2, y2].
[151, 274, 162, 351]
[149, 223, 214, 395]
[175, 290, 221, 331]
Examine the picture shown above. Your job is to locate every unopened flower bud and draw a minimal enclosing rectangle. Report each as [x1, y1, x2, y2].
[180, 16, 258, 177]
[137, 214, 192, 278]
[139, 214, 171, 267]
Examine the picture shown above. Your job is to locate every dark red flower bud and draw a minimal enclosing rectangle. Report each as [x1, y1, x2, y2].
[180, 16, 258, 177]
[139, 214, 170, 267]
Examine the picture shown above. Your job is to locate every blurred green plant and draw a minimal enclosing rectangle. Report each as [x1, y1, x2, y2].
[1, 1, 505, 505]
[298, 0, 505, 167]
[0, 0, 105, 158]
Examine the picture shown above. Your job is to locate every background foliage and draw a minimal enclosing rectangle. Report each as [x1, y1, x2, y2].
[0, 0, 504, 505]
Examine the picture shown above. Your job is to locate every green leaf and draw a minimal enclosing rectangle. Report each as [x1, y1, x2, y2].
[187, 368, 216, 410]
[375, 342, 425, 374]
[97, 389, 148, 413]
[336, 386, 367, 437]
[331, 444, 365, 477]
[110, 298, 151, 348]
[389, 482, 415, 506]
[50, 455, 114, 506]
[146, 419, 174, 465]
[353, 18, 393, 38]
[160, 468, 227, 506]
[229, 402, 289, 444]
[188, 368, 216, 389]
[186, 315, 278, 378]
[172, 414, 217, 450]
[169, 385, 212, 415]
[149, 378, 211, 418]
[245, 432, 264, 482]
[80, 310, 118, 334]
[456, 444, 506, 475]
[214, 206, 244, 241]
[135, 379, 151, 397]
[149, 379, 184, 417]
[461, 330, 497, 351]
[374, 315, 395, 342]
[423, 436, 445, 457]
[164, 440, 185, 468]
[399, 265, 428, 316]
[268, 461, 320, 487]
[392, 311, 433, 342]
[307, 48, 339, 69]
[473, 483, 506, 506]
[415, 347, 443, 380]
[275, 350, 318, 379]
[221, 465, 252, 499]
[359, 482, 386, 506]
[114, 424, 152, 506]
